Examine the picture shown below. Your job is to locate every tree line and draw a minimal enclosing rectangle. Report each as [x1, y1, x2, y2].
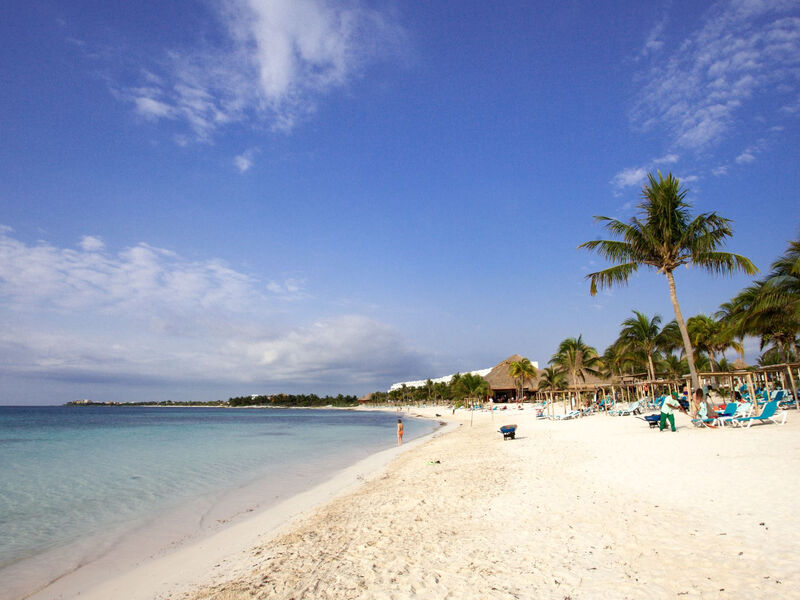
[228, 393, 359, 407]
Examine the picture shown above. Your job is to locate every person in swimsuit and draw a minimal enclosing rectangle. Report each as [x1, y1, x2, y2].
[397, 418, 404, 445]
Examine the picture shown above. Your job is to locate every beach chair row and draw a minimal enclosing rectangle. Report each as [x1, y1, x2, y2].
[691, 399, 788, 428]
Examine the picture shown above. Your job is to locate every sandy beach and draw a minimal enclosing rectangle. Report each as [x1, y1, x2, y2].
[33, 406, 800, 599]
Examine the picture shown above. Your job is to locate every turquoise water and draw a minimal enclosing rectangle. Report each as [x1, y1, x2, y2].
[0, 406, 435, 596]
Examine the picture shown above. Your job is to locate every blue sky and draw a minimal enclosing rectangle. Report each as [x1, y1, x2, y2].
[1, 0, 799, 404]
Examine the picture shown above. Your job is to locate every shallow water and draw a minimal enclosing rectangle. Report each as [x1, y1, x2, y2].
[0, 406, 435, 598]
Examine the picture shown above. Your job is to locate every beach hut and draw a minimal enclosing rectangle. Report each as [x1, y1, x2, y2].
[483, 354, 542, 402]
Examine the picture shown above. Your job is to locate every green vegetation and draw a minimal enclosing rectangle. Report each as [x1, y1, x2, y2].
[228, 394, 359, 407]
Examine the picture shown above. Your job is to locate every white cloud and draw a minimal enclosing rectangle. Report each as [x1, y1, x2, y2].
[0, 228, 426, 394]
[610, 166, 648, 190]
[735, 150, 756, 163]
[610, 154, 683, 191]
[638, 18, 667, 60]
[79, 235, 105, 252]
[115, 0, 406, 139]
[653, 153, 679, 165]
[633, 2, 800, 149]
[133, 96, 174, 120]
[234, 148, 258, 173]
[712, 165, 729, 176]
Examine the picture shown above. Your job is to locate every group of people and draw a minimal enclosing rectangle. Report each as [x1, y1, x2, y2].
[659, 386, 723, 431]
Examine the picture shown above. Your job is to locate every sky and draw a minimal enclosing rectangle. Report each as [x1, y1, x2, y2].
[1, 0, 799, 404]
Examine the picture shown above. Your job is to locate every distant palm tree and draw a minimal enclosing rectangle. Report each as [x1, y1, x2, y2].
[715, 300, 748, 363]
[508, 357, 537, 401]
[600, 340, 639, 379]
[617, 310, 665, 382]
[579, 171, 757, 390]
[656, 353, 686, 381]
[550, 335, 601, 413]
[687, 314, 718, 371]
[726, 239, 800, 362]
[537, 366, 567, 417]
[687, 314, 743, 372]
[454, 373, 491, 426]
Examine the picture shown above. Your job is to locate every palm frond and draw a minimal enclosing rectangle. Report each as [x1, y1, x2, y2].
[693, 252, 759, 276]
[586, 263, 638, 296]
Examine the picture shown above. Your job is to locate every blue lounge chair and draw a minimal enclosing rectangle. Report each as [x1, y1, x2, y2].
[732, 400, 787, 428]
[692, 402, 738, 428]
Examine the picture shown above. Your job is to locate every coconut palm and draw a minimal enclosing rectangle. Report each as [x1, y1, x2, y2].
[687, 314, 719, 371]
[537, 366, 567, 417]
[454, 372, 491, 426]
[617, 310, 666, 382]
[600, 340, 640, 379]
[550, 335, 602, 413]
[508, 357, 537, 401]
[656, 353, 686, 381]
[579, 171, 758, 390]
[715, 300, 747, 363]
[730, 239, 800, 361]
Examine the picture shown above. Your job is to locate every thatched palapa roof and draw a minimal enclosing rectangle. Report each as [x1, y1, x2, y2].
[483, 354, 543, 391]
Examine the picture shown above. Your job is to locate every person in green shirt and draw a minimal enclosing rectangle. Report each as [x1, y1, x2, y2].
[659, 393, 686, 432]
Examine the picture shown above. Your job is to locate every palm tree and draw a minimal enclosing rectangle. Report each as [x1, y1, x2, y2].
[454, 372, 491, 426]
[579, 171, 758, 390]
[508, 357, 537, 402]
[537, 366, 567, 417]
[687, 314, 718, 371]
[550, 335, 602, 413]
[727, 239, 800, 362]
[617, 310, 665, 382]
[600, 340, 639, 379]
[656, 353, 686, 381]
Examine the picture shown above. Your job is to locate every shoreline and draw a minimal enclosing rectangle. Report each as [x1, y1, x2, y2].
[20, 405, 800, 598]
[22, 410, 450, 600]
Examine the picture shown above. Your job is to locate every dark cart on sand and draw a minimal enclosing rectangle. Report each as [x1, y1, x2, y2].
[638, 414, 661, 429]
[499, 424, 517, 440]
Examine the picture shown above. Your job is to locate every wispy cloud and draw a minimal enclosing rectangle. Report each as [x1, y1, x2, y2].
[114, 0, 407, 140]
[0, 227, 427, 395]
[633, 1, 800, 150]
[610, 154, 681, 191]
[234, 148, 258, 173]
[637, 16, 667, 60]
[712, 165, 729, 176]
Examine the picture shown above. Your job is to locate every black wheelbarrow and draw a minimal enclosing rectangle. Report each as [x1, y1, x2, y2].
[499, 424, 517, 440]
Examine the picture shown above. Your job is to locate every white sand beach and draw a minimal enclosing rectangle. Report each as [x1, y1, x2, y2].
[32, 406, 800, 599]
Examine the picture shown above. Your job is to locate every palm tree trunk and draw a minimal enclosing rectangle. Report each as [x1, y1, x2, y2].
[666, 271, 699, 391]
[647, 352, 655, 383]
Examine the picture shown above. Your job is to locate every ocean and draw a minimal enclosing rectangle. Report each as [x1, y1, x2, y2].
[0, 405, 437, 599]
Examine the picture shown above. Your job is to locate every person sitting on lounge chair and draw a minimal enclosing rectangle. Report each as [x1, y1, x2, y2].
[696, 388, 717, 422]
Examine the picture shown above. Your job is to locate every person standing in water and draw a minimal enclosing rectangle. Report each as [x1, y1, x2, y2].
[397, 418, 404, 445]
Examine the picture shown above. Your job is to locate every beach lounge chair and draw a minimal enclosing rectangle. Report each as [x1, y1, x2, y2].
[607, 402, 628, 416]
[717, 401, 753, 427]
[555, 411, 580, 420]
[732, 400, 787, 428]
[499, 424, 517, 440]
[692, 403, 738, 428]
[611, 401, 640, 416]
